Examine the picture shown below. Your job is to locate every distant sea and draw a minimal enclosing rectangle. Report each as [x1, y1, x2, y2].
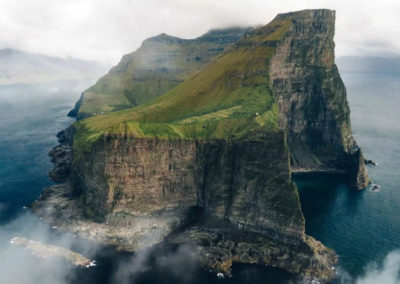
[0, 70, 398, 283]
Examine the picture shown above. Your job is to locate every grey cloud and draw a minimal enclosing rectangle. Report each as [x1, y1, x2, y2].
[0, 0, 398, 64]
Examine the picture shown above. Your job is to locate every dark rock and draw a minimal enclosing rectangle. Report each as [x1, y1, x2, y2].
[371, 184, 381, 191]
[48, 125, 75, 183]
[348, 149, 371, 190]
[365, 159, 377, 166]
[67, 93, 84, 118]
[48, 144, 71, 183]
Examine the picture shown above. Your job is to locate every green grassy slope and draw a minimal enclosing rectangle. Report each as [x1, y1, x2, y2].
[73, 17, 293, 158]
[73, 28, 252, 118]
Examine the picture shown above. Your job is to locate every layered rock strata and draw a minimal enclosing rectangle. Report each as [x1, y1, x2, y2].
[33, 129, 336, 281]
[269, 10, 369, 189]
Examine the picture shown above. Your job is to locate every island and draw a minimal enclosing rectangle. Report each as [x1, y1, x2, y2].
[32, 9, 370, 283]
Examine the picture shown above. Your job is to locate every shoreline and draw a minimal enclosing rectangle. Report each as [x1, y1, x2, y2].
[291, 168, 347, 174]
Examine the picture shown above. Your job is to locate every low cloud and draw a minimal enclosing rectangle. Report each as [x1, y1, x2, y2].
[0, 212, 99, 284]
[355, 250, 400, 284]
[0, 0, 399, 64]
[0, 210, 200, 284]
[1, 211, 400, 284]
[112, 244, 199, 284]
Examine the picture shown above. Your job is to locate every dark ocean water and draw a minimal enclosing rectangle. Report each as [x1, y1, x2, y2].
[0, 72, 398, 283]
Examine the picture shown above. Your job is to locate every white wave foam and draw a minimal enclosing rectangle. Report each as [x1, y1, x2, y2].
[86, 260, 97, 268]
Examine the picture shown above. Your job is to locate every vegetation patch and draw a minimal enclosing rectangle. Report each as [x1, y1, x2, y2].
[72, 18, 293, 162]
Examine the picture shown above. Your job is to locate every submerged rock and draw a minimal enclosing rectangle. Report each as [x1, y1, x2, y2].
[371, 184, 381, 192]
[365, 159, 378, 166]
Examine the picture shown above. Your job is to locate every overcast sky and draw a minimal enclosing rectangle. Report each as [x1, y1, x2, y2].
[0, 0, 398, 64]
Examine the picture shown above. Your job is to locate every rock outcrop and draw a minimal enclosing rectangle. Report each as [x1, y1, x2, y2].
[10, 237, 95, 268]
[48, 127, 75, 183]
[32, 9, 370, 283]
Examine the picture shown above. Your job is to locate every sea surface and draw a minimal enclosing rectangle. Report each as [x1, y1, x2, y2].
[0, 72, 398, 283]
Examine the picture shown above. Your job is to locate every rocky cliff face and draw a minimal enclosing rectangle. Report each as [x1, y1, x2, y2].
[33, 129, 336, 281]
[269, 10, 370, 189]
[73, 131, 304, 244]
[32, 9, 371, 283]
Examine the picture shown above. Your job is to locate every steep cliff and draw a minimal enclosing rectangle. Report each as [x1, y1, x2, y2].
[69, 27, 251, 119]
[32, 9, 371, 282]
[34, 129, 336, 281]
[269, 10, 370, 189]
[73, 132, 304, 242]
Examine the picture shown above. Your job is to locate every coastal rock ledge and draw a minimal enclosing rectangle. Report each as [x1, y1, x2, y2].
[32, 9, 369, 283]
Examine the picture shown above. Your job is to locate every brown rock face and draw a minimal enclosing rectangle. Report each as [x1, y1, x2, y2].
[74, 131, 304, 245]
[269, 10, 370, 188]
[34, 130, 337, 281]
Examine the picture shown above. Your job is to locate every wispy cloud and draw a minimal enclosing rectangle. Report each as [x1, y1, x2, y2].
[0, 212, 87, 284]
[355, 250, 400, 284]
[1, 211, 400, 283]
[112, 243, 199, 284]
[0, 210, 201, 284]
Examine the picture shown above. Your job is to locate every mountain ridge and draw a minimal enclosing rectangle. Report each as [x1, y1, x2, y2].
[69, 27, 253, 119]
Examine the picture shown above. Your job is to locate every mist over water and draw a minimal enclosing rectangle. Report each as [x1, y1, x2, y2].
[0, 79, 99, 284]
[0, 72, 399, 283]
[0, 80, 89, 222]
